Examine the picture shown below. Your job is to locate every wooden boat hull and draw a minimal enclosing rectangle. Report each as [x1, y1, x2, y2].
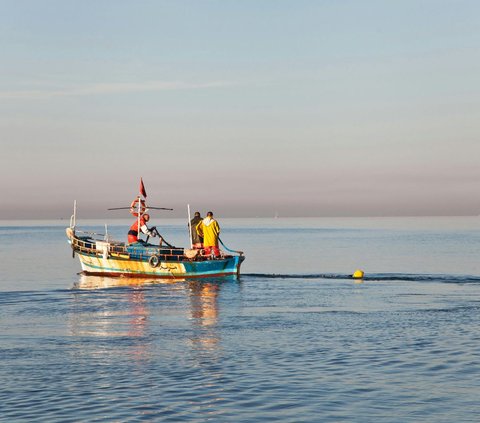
[67, 228, 245, 279]
[77, 251, 245, 279]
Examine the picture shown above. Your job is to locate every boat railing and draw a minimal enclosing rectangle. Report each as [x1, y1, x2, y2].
[71, 235, 192, 262]
[71, 231, 239, 263]
[75, 229, 109, 238]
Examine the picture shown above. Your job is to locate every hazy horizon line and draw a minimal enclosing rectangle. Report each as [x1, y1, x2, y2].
[1, 214, 479, 221]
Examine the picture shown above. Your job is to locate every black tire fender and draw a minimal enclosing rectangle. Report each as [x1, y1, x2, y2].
[148, 255, 160, 268]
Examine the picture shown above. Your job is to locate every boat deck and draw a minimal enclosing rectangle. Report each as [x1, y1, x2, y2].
[70, 232, 232, 263]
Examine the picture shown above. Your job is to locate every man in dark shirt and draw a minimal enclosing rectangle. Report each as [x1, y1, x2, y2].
[190, 211, 203, 249]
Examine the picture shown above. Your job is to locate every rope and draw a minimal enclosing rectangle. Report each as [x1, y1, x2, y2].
[218, 237, 243, 255]
[146, 228, 175, 248]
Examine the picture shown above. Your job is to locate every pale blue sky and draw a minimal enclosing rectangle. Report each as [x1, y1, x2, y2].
[1, 0, 479, 218]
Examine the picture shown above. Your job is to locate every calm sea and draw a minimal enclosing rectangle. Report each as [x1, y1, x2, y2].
[1, 217, 480, 422]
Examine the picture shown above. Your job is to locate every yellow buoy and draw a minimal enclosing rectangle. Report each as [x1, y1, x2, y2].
[352, 269, 364, 279]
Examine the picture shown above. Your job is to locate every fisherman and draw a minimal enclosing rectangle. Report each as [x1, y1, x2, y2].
[128, 213, 156, 243]
[196, 211, 221, 258]
[190, 211, 204, 249]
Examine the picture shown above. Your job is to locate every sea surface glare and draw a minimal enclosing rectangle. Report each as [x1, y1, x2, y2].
[1, 217, 480, 422]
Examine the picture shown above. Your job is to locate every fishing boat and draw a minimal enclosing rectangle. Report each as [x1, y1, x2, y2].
[66, 181, 245, 279]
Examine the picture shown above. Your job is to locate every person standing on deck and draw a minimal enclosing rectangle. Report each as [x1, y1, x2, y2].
[128, 213, 156, 243]
[190, 211, 204, 249]
[196, 211, 221, 257]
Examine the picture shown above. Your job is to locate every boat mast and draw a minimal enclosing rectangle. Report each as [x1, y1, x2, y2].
[187, 204, 193, 248]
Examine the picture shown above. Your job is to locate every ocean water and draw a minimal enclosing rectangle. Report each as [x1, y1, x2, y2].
[1, 217, 480, 422]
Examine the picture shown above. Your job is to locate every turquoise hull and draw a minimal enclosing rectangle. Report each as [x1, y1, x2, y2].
[78, 251, 245, 279]
[68, 229, 245, 279]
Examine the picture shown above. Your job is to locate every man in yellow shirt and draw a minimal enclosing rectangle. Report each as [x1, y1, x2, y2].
[196, 211, 221, 258]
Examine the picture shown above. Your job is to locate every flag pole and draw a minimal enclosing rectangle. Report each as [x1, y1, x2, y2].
[137, 178, 142, 242]
[137, 196, 140, 242]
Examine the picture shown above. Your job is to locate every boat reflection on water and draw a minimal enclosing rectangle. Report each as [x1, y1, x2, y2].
[188, 281, 219, 325]
[73, 273, 184, 289]
[69, 275, 153, 343]
[187, 280, 221, 351]
[70, 274, 234, 360]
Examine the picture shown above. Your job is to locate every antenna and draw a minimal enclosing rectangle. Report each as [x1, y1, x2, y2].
[70, 200, 77, 229]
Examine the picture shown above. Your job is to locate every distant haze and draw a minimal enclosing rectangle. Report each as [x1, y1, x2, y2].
[1, 1, 479, 219]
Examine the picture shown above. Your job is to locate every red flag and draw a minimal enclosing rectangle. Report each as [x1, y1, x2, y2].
[139, 178, 147, 198]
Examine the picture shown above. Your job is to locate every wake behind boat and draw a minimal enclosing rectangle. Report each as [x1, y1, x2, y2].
[66, 181, 245, 279]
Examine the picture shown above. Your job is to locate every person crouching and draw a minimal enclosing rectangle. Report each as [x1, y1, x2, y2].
[128, 213, 156, 243]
